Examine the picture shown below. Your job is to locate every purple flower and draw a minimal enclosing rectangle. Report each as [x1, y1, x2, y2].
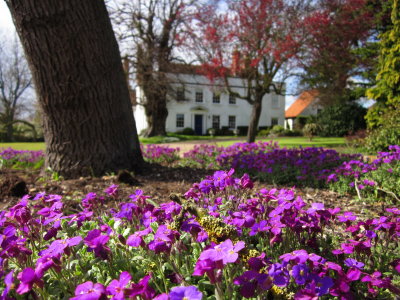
[213, 171, 228, 189]
[199, 239, 245, 265]
[39, 236, 82, 257]
[105, 184, 119, 197]
[313, 276, 333, 296]
[16, 268, 44, 294]
[344, 258, 364, 270]
[280, 250, 309, 264]
[249, 220, 270, 236]
[269, 263, 289, 287]
[386, 207, 400, 215]
[107, 271, 131, 300]
[337, 212, 357, 222]
[84, 229, 110, 260]
[127, 228, 152, 248]
[35, 255, 62, 277]
[1, 270, 14, 299]
[169, 286, 202, 300]
[71, 281, 107, 300]
[148, 225, 177, 254]
[292, 264, 309, 285]
[126, 274, 155, 299]
[198, 179, 214, 194]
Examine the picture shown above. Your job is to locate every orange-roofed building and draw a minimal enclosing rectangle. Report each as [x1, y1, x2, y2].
[285, 90, 322, 130]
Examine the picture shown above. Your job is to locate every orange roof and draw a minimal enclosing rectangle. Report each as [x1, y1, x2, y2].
[285, 90, 319, 118]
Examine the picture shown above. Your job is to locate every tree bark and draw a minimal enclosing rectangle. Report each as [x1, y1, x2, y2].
[143, 92, 168, 137]
[7, 0, 143, 178]
[246, 95, 263, 143]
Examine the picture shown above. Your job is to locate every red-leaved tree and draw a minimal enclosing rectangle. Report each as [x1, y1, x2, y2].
[187, 0, 314, 142]
[300, 0, 375, 105]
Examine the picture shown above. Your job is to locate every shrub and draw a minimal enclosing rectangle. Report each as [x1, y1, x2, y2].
[257, 129, 270, 137]
[365, 106, 400, 151]
[270, 125, 285, 134]
[181, 127, 195, 135]
[317, 102, 367, 137]
[303, 123, 321, 141]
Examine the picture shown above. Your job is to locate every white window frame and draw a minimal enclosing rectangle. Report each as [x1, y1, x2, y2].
[176, 114, 184, 128]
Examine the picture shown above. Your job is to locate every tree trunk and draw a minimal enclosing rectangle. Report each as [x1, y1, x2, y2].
[5, 122, 14, 142]
[7, 0, 143, 178]
[144, 93, 168, 137]
[246, 96, 263, 143]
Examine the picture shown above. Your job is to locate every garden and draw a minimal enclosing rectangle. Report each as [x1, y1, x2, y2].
[0, 141, 399, 299]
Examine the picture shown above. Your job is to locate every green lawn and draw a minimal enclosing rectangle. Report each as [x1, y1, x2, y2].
[217, 137, 346, 148]
[139, 133, 233, 144]
[0, 136, 347, 151]
[0, 142, 45, 151]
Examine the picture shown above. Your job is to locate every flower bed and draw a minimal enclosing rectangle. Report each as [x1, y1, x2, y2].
[1, 170, 399, 299]
[0, 148, 44, 169]
[328, 145, 400, 203]
[141, 144, 180, 165]
[180, 144, 224, 169]
[216, 144, 360, 187]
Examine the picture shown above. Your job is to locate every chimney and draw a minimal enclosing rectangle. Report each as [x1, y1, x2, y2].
[231, 50, 240, 76]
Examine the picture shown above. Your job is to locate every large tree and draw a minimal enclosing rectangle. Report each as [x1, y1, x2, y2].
[6, 0, 143, 178]
[111, 0, 196, 137]
[299, 0, 378, 105]
[0, 34, 32, 142]
[189, 0, 314, 143]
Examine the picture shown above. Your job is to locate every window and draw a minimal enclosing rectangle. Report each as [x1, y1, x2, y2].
[271, 117, 279, 126]
[271, 95, 279, 108]
[212, 93, 220, 103]
[176, 114, 184, 128]
[229, 94, 236, 104]
[195, 91, 203, 103]
[317, 108, 322, 115]
[228, 115, 236, 129]
[176, 88, 185, 101]
[212, 115, 220, 129]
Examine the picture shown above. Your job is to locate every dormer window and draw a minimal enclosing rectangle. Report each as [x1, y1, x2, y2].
[177, 88, 185, 101]
[195, 91, 203, 103]
[229, 94, 236, 104]
[212, 93, 220, 103]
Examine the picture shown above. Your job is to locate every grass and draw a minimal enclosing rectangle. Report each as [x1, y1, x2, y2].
[217, 136, 346, 148]
[139, 132, 236, 144]
[0, 136, 348, 151]
[0, 142, 45, 151]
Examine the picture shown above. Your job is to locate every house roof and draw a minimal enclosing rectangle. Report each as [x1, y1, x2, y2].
[285, 90, 319, 118]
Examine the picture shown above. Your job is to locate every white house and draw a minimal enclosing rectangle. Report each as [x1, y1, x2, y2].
[133, 66, 285, 135]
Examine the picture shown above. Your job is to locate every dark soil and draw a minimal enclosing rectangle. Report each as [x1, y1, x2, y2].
[0, 164, 213, 210]
[0, 164, 386, 219]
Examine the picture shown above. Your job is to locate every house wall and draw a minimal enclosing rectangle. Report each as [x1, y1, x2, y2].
[134, 73, 285, 135]
[300, 102, 322, 117]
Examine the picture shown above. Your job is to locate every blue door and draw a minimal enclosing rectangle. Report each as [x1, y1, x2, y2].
[194, 115, 203, 135]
